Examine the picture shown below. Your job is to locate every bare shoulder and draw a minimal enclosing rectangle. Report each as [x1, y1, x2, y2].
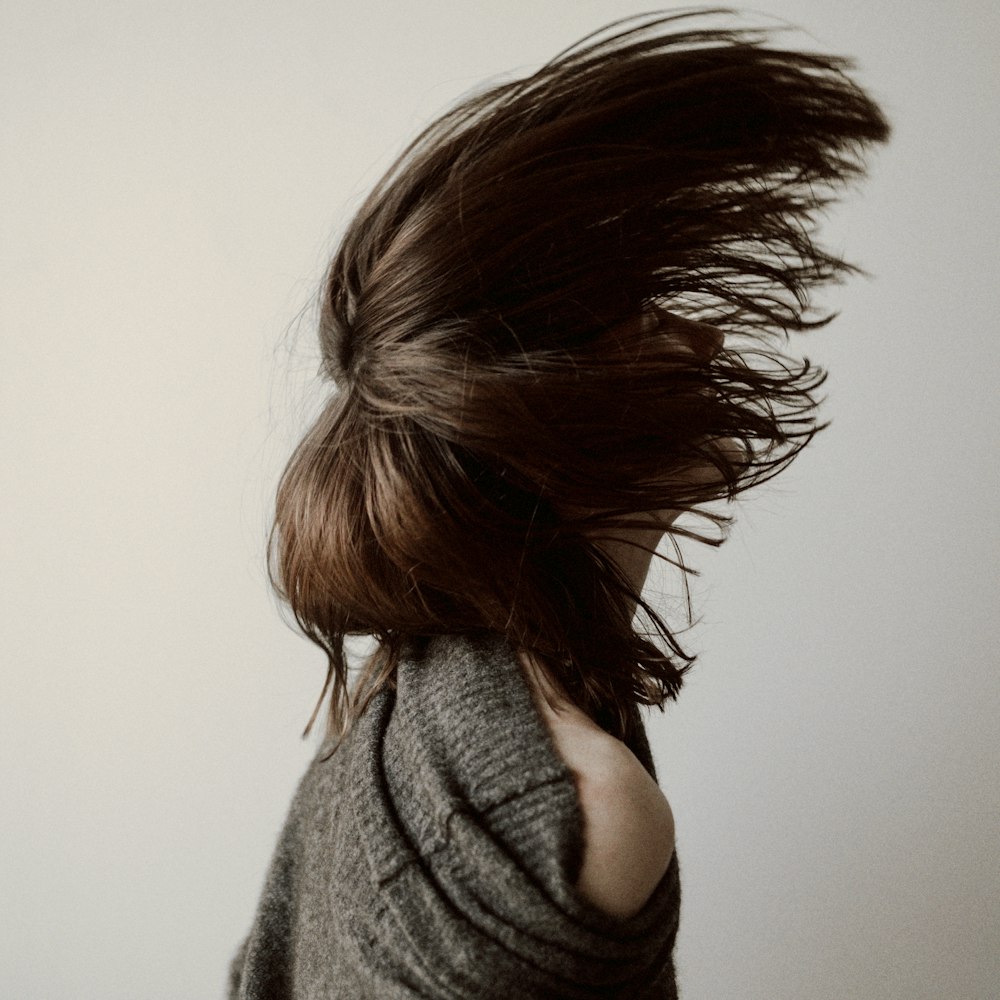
[572, 734, 676, 920]
[518, 651, 675, 920]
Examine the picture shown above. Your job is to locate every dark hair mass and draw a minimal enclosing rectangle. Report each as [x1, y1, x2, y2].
[267, 9, 890, 753]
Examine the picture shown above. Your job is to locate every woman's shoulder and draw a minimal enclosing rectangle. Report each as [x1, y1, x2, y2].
[518, 652, 676, 921]
[571, 732, 676, 920]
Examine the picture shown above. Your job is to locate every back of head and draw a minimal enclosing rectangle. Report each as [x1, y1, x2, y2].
[268, 9, 890, 749]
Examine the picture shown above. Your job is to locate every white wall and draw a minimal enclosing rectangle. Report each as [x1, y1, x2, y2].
[3, 2, 997, 998]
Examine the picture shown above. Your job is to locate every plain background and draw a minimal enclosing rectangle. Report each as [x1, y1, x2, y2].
[3, 2, 997, 998]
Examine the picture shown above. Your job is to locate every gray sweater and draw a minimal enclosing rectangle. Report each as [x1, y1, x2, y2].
[228, 631, 680, 998]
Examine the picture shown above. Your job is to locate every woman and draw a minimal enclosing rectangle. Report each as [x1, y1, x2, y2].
[229, 11, 889, 998]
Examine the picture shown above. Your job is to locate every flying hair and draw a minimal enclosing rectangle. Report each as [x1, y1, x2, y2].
[267, 8, 891, 754]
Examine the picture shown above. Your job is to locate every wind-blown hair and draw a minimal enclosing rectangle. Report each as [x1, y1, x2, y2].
[268, 9, 890, 752]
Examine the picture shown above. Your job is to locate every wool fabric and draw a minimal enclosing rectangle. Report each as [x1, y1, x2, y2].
[229, 630, 680, 998]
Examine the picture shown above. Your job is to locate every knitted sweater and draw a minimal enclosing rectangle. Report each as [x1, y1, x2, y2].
[228, 631, 681, 998]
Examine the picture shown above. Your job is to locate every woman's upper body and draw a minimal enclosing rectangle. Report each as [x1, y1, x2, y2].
[236, 11, 887, 998]
[228, 631, 681, 999]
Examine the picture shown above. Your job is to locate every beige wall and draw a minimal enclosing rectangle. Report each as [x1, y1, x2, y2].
[3, 2, 997, 997]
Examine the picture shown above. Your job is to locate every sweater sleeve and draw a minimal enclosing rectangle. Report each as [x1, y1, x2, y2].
[356, 771, 680, 999]
[357, 632, 681, 998]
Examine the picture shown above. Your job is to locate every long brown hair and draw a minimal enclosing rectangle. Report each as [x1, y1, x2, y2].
[267, 9, 890, 753]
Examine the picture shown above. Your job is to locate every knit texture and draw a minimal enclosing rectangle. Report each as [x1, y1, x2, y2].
[228, 631, 681, 998]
